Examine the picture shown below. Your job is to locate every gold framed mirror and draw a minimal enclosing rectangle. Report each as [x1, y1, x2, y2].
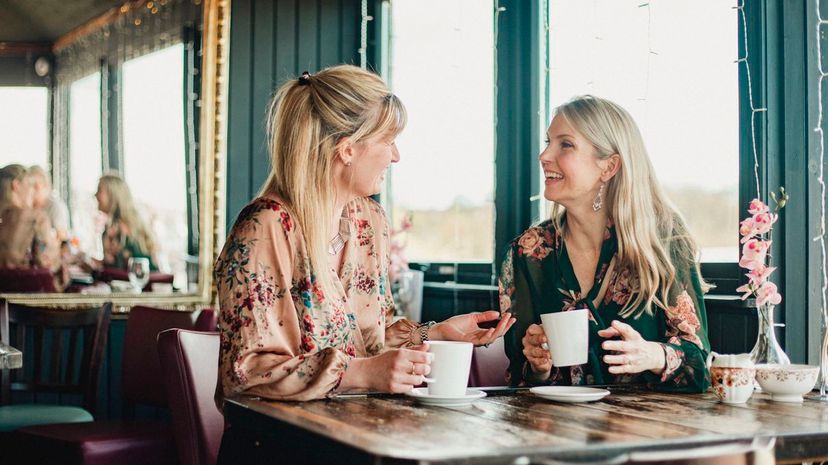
[0, 0, 228, 308]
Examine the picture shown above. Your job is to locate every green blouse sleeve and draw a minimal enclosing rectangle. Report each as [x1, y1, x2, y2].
[644, 257, 711, 393]
[499, 244, 565, 387]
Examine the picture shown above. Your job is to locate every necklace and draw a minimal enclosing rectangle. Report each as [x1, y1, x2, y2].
[328, 216, 351, 255]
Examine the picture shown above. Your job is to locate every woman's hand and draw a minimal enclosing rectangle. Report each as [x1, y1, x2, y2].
[340, 344, 433, 393]
[598, 320, 666, 375]
[522, 324, 552, 376]
[431, 311, 516, 347]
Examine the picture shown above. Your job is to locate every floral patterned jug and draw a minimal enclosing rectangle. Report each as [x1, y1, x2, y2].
[707, 352, 756, 404]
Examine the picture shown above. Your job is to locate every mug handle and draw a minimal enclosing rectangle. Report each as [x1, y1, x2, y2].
[706, 351, 719, 369]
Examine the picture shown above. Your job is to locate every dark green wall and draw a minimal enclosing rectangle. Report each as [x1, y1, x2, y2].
[226, 0, 363, 230]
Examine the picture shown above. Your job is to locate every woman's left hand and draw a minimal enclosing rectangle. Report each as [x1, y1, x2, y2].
[431, 311, 516, 347]
[598, 320, 665, 375]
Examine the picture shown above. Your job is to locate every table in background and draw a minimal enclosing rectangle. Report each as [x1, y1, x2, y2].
[224, 386, 828, 465]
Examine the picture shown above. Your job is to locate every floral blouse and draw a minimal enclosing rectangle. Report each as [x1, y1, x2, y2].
[0, 206, 67, 290]
[214, 196, 421, 404]
[499, 218, 710, 393]
[102, 220, 158, 271]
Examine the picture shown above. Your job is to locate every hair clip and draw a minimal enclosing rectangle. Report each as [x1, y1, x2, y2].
[298, 71, 311, 86]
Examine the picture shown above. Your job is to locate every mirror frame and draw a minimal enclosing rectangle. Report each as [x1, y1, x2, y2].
[1, 0, 229, 308]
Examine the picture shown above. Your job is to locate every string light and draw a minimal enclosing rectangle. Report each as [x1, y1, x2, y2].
[810, 0, 828, 400]
[735, 2, 768, 197]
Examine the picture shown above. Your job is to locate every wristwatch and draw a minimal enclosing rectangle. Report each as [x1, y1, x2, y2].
[417, 321, 437, 344]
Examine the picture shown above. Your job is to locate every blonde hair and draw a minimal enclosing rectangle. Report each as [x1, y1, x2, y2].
[0, 164, 28, 211]
[550, 95, 706, 317]
[98, 173, 158, 259]
[260, 65, 406, 293]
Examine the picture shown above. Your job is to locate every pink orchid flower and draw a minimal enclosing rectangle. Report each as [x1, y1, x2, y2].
[739, 217, 755, 240]
[756, 281, 782, 306]
[747, 265, 776, 286]
[748, 199, 770, 215]
[738, 239, 771, 270]
[735, 282, 754, 300]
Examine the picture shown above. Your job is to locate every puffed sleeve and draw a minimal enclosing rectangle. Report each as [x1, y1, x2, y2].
[215, 200, 351, 403]
[645, 252, 711, 393]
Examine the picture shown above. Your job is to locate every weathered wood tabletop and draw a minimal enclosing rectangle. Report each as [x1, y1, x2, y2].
[224, 386, 828, 465]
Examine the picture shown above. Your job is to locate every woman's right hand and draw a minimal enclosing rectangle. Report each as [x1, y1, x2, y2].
[522, 324, 552, 376]
[341, 344, 433, 393]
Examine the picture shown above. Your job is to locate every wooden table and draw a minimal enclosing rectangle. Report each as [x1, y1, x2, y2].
[223, 386, 828, 465]
[0, 342, 22, 369]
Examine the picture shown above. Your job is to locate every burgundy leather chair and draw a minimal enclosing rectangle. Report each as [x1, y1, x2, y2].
[0, 267, 57, 292]
[468, 337, 510, 387]
[158, 329, 223, 465]
[14, 306, 217, 465]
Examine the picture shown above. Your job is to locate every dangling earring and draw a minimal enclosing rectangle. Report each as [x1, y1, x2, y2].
[592, 183, 605, 212]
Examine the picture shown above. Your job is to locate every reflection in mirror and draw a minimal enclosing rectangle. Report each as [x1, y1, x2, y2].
[0, 0, 204, 296]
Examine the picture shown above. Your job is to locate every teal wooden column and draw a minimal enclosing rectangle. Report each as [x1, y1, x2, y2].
[494, 0, 545, 270]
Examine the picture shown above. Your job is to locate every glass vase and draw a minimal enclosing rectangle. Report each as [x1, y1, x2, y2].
[806, 324, 828, 401]
[749, 303, 790, 366]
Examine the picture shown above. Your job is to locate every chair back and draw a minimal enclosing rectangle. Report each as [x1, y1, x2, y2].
[468, 337, 510, 387]
[0, 300, 111, 414]
[158, 329, 222, 465]
[121, 306, 217, 407]
[0, 268, 57, 293]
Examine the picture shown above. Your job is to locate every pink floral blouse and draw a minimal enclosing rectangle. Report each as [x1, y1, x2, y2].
[214, 196, 420, 404]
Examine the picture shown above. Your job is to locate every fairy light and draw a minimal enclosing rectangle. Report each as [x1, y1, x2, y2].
[812, 0, 828, 399]
[735, 2, 767, 196]
[359, 0, 372, 69]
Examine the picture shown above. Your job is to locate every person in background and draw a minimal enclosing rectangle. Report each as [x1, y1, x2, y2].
[499, 95, 710, 393]
[28, 165, 70, 241]
[0, 164, 67, 290]
[94, 173, 159, 271]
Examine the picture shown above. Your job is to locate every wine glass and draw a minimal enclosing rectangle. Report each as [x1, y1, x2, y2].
[128, 257, 151, 292]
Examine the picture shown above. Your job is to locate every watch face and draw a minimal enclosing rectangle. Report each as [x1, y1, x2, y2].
[34, 57, 50, 77]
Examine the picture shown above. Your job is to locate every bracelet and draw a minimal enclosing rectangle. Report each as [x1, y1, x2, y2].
[417, 321, 437, 344]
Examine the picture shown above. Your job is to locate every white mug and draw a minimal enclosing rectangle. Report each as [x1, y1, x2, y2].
[540, 309, 589, 367]
[425, 341, 473, 397]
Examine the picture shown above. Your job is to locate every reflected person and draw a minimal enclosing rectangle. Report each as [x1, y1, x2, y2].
[499, 95, 710, 393]
[28, 165, 70, 241]
[94, 174, 159, 271]
[0, 164, 67, 290]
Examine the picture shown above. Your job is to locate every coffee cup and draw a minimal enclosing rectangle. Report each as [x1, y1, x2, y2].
[707, 352, 755, 404]
[425, 341, 473, 397]
[540, 309, 589, 367]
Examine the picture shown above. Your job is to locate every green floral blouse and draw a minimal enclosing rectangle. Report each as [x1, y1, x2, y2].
[498, 218, 711, 393]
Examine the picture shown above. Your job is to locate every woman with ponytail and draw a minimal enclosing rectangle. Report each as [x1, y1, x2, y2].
[214, 65, 515, 405]
[500, 95, 711, 392]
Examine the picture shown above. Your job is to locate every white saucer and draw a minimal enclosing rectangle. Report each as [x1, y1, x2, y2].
[529, 386, 610, 403]
[405, 388, 487, 407]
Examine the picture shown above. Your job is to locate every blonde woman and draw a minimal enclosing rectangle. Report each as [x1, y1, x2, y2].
[0, 164, 66, 290]
[214, 65, 515, 405]
[500, 95, 710, 392]
[95, 174, 158, 271]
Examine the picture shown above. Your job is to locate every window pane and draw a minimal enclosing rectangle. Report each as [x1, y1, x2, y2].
[547, 0, 739, 262]
[0, 87, 49, 167]
[389, 0, 495, 263]
[69, 72, 103, 259]
[122, 44, 187, 286]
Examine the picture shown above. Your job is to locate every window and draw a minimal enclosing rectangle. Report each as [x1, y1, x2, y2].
[69, 72, 103, 258]
[0, 87, 49, 168]
[387, 0, 496, 264]
[122, 44, 188, 287]
[546, 0, 739, 262]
